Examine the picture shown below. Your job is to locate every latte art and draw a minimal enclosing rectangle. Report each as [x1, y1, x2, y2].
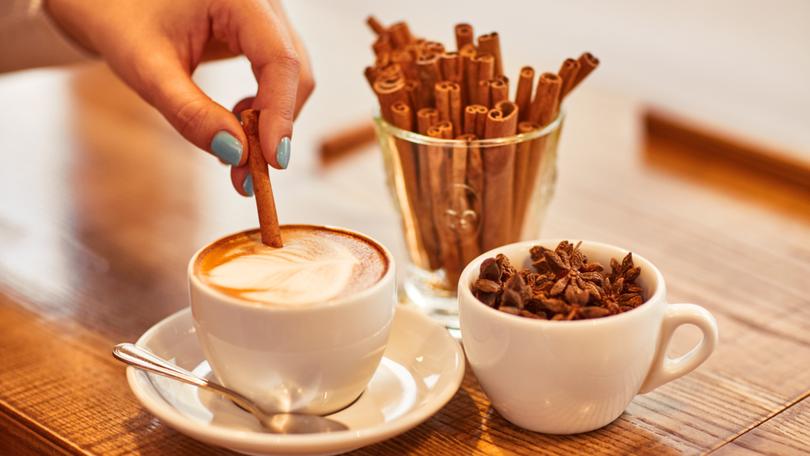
[195, 226, 388, 307]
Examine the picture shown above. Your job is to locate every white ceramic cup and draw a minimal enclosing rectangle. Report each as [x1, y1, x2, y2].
[188, 226, 397, 415]
[458, 240, 718, 434]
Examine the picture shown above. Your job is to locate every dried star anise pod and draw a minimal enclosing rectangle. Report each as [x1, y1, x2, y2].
[473, 241, 647, 321]
[609, 252, 641, 285]
[540, 243, 603, 305]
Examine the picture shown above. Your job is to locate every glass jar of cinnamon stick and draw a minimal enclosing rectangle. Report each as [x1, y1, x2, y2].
[374, 110, 563, 328]
[365, 16, 597, 329]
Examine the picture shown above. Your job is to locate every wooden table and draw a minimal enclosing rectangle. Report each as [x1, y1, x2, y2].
[1, 63, 809, 455]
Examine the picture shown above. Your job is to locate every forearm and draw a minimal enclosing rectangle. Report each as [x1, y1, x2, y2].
[0, 0, 93, 73]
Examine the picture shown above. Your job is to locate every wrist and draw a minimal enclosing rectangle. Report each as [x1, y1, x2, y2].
[43, 0, 99, 54]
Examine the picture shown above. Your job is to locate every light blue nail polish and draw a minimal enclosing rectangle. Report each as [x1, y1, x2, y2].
[210, 131, 243, 166]
[242, 175, 254, 197]
[276, 137, 291, 169]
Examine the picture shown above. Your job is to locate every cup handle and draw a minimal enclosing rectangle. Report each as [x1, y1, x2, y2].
[638, 303, 719, 394]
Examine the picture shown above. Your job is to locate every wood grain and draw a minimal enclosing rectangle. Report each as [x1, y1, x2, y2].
[0, 64, 808, 455]
[712, 395, 810, 455]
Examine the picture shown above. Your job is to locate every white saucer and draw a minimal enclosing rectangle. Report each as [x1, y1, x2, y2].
[126, 305, 465, 455]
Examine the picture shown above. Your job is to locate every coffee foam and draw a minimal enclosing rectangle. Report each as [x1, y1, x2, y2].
[195, 226, 387, 307]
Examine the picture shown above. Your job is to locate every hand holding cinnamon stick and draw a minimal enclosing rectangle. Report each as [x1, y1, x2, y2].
[242, 109, 283, 248]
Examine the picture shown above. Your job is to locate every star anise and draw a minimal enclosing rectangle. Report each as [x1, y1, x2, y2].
[598, 277, 642, 314]
[609, 252, 641, 285]
[537, 242, 603, 306]
[472, 241, 647, 321]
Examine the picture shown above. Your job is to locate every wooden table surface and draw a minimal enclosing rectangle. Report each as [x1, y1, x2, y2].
[1, 63, 809, 456]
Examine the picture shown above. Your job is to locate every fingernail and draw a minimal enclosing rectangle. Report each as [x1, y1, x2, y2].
[210, 131, 243, 166]
[242, 175, 254, 197]
[276, 137, 291, 169]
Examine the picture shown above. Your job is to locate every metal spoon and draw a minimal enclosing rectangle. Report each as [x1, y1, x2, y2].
[113, 343, 348, 434]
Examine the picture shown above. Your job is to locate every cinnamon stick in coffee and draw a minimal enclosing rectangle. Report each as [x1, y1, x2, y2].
[477, 32, 503, 76]
[482, 101, 519, 251]
[241, 109, 283, 248]
[454, 23, 474, 50]
[515, 66, 535, 121]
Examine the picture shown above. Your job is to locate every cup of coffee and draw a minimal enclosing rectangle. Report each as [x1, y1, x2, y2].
[188, 224, 395, 415]
[458, 240, 718, 434]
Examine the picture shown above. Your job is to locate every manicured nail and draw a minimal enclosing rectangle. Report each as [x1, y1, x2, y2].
[276, 137, 291, 169]
[210, 131, 243, 166]
[242, 175, 254, 197]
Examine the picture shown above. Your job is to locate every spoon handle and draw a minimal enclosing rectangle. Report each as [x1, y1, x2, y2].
[112, 343, 259, 414]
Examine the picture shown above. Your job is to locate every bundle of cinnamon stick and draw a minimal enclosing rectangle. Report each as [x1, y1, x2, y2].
[365, 17, 598, 287]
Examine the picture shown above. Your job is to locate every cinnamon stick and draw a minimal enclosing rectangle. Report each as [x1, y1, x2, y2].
[435, 81, 452, 126]
[475, 54, 495, 84]
[454, 23, 474, 50]
[416, 52, 441, 109]
[455, 133, 481, 265]
[389, 21, 413, 48]
[439, 52, 462, 84]
[448, 82, 462, 136]
[527, 72, 562, 125]
[463, 105, 477, 134]
[476, 80, 491, 108]
[459, 44, 477, 105]
[482, 101, 519, 251]
[558, 58, 581, 99]
[426, 121, 462, 286]
[490, 78, 509, 105]
[391, 49, 417, 80]
[566, 52, 600, 96]
[424, 41, 446, 55]
[319, 120, 376, 165]
[515, 66, 535, 121]
[366, 16, 386, 35]
[416, 107, 439, 134]
[416, 108, 441, 269]
[390, 102, 430, 268]
[373, 74, 408, 123]
[404, 79, 420, 111]
[372, 35, 391, 57]
[472, 104, 488, 138]
[241, 109, 283, 247]
[477, 32, 503, 77]
[512, 121, 541, 238]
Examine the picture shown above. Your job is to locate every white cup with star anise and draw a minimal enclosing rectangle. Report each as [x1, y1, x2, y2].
[458, 239, 719, 434]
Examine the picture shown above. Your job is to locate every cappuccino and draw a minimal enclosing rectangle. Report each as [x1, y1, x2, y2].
[195, 225, 388, 307]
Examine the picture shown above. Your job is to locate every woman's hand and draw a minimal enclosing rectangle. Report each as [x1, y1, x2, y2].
[46, 0, 314, 195]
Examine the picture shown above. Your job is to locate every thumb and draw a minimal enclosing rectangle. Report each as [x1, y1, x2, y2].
[143, 56, 248, 167]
